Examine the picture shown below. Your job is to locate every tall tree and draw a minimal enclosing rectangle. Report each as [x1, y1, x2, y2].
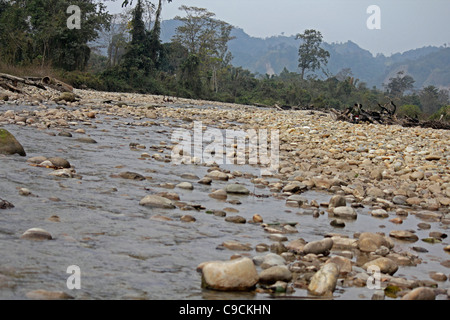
[296, 29, 330, 80]
[385, 71, 415, 97]
[172, 6, 234, 92]
[0, 0, 111, 71]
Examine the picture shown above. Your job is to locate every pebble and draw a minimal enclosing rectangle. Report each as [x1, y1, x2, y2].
[176, 182, 194, 190]
[224, 216, 246, 224]
[303, 238, 333, 255]
[225, 184, 250, 195]
[362, 257, 398, 275]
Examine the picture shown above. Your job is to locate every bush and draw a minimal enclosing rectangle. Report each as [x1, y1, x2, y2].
[397, 104, 422, 118]
[61, 71, 106, 91]
[430, 105, 450, 122]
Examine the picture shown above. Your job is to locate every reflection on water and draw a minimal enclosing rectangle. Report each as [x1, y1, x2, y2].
[0, 104, 449, 300]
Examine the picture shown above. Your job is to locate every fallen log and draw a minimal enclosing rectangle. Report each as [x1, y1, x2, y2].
[0, 73, 46, 91]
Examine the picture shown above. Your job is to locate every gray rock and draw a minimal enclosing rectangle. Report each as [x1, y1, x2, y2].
[0, 129, 26, 156]
[332, 206, 357, 219]
[258, 265, 292, 284]
[20, 228, 53, 241]
[329, 195, 347, 208]
[48, 157, 71, 168]
[224, 215, 246, 224]
[225, 184, 250, 195]
[303, 238, 333, 255]
[176, 182, 194, 190]
[139, 195, 176, 209]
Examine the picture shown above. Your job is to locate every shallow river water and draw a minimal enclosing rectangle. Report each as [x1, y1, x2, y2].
[0, 104, 449, 300]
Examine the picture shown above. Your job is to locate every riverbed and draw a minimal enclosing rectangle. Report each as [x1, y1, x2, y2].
[0, 99, 449, 300]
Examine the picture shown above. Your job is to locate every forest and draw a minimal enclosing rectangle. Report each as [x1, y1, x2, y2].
[0, 0, 448, 121]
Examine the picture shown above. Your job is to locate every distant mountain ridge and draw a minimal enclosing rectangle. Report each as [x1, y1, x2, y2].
[157, 19, 450, 90]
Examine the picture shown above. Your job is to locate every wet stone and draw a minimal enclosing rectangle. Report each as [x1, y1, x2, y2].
[20, 228, 53, 241]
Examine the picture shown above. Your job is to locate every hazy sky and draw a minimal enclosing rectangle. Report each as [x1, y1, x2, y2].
[105, 0, 450, 56]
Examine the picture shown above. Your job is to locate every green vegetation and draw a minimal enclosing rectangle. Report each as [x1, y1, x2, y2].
[0, 1, 448, 121]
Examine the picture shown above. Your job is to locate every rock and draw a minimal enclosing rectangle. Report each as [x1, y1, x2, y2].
[224, 215, 246, 224]
[118, 172, 146, 180]
[303, 238, 333, 255]
[255, 253, 286, 269]
[392, 195, 407, 205]
[282, 182, 307, 193]
[180, 173, 200, 180]
[444, 245, 450, 252]
[326, 256, 352, 275]
[198, 177, 212, 185]
[401, 287, 436, 300]
[225, 184, 250, 195]
[332, 206, 357, 219]
[363, 257, 398, 275]
[330, 219, 346, 228]
[331, 236, 358, 250]
[308, 263, 339, 296]
[48, 157, 71, 168]
[199, 258, 259, 291]
[329, 195, 347, 208]
[76, 137, 97, 144]
[286, 194, 307, 207]
[55, 92, 77, 102]
[206, 170, 229, 181]
[429, 231, 447, 239]
[49, 169, 74, 178]
[252, 214, 263, 223]
[177, 182, 194, 190]
[415, 211, 442, 222]
[370, 209, 389, 218]
[417, 222, 431, 230]
[410, 171, 424, 181]
[20, 228, 53, 241]
[209, 189, 227, 200]
[258, 265, 292, 284]
[358, 232, 393, 253]
[285, 238, 306, 254]
[0, 129, 26, 156]
[221, 240, 252, 251]
[139, 195, 176, 209]
[180, 215, 196, 222]
[28, 156, 48, 164]
[0, 199, 14, 209]
[58, 131, 72, 137]
[425, 155, 441, 161]
[26, 290, 74, 300]
[429, 272, 447, 282]
[389, 230, 419, 242]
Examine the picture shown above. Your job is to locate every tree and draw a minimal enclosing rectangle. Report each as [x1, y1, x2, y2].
[0, 0, 111, 71]
[419, 85, 449, 115]
[385, 71, 415, 97]
[296, 29, 330, 80]
[172, 6, 234, 93]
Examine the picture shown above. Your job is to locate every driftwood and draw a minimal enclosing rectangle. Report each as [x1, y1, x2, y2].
[331, 101, 449, 130]
[0, 72, 73, 94]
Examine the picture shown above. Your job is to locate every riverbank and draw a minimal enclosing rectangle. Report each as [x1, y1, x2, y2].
[0, 85, 449, 300]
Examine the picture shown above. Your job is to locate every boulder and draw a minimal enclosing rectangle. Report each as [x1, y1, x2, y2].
[308, 263, 339, 296]
[198, 258, 259, 291]
[0, 129, 26, 156]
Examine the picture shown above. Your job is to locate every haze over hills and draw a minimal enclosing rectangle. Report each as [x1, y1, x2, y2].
[156, 20, 450, 90]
